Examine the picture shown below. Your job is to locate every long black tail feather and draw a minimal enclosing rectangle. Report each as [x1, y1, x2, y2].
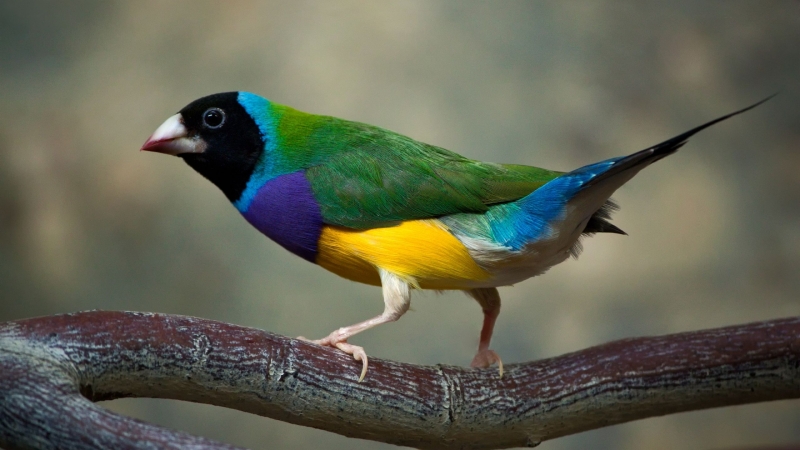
[581, 94, 774, 238]
[584, 94, 775, 190]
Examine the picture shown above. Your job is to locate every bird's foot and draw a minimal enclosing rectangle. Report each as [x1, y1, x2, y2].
[297, 332, 369, 382]
[470, 349, 504, 378]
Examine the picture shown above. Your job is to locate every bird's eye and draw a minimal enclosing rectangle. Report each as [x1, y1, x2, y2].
[202, 108, 226, 129]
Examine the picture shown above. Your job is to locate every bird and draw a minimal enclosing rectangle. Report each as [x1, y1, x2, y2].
[142, 92, 768, 381]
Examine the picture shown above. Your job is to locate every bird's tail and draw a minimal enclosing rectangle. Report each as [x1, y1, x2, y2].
[580, 94, 774, 192]
[503, 95, 773, 251]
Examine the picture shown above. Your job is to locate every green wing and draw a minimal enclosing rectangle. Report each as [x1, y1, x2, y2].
[303, 118, 562, 229]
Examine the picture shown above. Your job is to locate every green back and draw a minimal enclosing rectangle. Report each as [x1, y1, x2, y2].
[273, 105, 562, 229]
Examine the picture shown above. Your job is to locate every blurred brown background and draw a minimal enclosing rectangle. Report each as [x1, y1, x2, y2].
[1, 1, 799, 449]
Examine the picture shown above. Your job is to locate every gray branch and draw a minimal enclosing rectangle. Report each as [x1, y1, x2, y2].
[0, 311, 798, 450]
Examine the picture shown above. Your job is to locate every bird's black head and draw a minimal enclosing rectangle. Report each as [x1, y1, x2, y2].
[142, 92, 264, 202]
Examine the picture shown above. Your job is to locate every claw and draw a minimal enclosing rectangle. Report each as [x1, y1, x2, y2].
[471, 349, 504, 378]
[297, 335, 370, 382]
[334, 341, 369, 382]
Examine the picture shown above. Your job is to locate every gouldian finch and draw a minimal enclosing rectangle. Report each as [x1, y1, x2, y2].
[142, 92, 767, 381]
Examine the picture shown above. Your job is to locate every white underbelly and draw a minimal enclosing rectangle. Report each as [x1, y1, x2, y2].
[459, 216, 590, 288]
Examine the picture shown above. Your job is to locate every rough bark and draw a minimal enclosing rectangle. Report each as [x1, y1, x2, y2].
[0, 311, 798, 450]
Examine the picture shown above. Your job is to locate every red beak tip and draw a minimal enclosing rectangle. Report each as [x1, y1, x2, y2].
[140, 138, 160, 152]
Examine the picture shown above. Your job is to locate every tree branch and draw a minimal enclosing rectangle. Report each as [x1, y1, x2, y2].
[0, 311, 798, 450]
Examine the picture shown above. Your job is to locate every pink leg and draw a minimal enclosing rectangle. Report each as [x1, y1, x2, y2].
[467, 288, 504, 377]
[302, 312, 399, 378]
[299, 269, 410, 382]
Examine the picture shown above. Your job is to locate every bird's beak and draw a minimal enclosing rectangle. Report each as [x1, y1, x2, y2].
[141, 114, 206, 156]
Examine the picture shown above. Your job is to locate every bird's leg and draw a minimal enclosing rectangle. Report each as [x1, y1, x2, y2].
[466, 287, 504, 377]
[298, 268, 411, 381]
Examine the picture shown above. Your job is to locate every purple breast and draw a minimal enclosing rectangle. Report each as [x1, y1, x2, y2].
[240, 171, 323, 262]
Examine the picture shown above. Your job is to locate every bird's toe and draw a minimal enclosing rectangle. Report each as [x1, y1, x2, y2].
[297, 336, 329, 347]
[298, 334, 370, 382]
[333, 341, 369, 382]
[470, 349, 504, 378]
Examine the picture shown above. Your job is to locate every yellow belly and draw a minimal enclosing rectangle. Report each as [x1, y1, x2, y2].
[316, 220, 490, 289]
